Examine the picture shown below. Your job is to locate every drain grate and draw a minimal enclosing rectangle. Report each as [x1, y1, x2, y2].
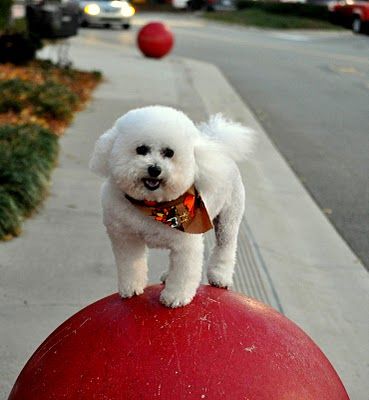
[204, 217, 283, 313]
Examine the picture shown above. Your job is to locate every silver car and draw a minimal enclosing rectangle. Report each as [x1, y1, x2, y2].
[79, 0, 135, 29]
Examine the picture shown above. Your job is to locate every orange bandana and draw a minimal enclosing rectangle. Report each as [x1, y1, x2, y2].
[125, 186, 213, 234]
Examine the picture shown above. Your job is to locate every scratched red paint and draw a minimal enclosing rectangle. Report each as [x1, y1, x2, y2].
[8, 285, 349, 399]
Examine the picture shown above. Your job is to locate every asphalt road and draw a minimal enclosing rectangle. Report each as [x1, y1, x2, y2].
[79, 14, 369, 269]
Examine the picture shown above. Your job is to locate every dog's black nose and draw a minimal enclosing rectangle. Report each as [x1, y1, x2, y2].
[148, 165, 161, 178]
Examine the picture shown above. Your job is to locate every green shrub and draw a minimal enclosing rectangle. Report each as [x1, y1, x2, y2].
[37, 58, 56, 72]
[0, 77, 79, 121]
[0, 79, 35, 113]
[235, 1, 330, 21]
[32, 81, 78, 120]
[8, 17, 28, 33]
[92, 70, 103, 80]
[0, 188, 22, 239]
[0, 32, 40, 65]
[235, 0, 257, 10]
[0, 124, 59, 239]
[0, 0, 12, 31]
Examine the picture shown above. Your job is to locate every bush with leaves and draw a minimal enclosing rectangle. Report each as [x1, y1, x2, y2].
[0, 31, 42, 65]
[0, 124, 59, 240]
[0, 1, 43, 66]
[0, 0, 12, 31]
[0, 78, 79, 121]
[235, 1, 330, 21]
[0, 79, 35, 113]
[32, 81, 78, 120]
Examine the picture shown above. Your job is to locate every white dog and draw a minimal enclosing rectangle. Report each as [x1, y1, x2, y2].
[90, 106, 254, 307]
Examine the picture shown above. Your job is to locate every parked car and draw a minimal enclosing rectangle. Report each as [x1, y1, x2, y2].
[329, 0, 369, 33]
[78, 0, 135, 29]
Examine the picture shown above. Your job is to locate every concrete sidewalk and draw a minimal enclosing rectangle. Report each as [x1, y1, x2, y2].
[1, 36, 368, 399]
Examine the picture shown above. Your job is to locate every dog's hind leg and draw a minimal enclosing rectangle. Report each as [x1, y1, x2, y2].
[207, 180, 245, 289]
[108, 230, 148, 298]
[160, 235, 204, 308]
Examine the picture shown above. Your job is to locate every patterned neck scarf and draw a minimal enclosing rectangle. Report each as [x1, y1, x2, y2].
[125, 186, 213, 234]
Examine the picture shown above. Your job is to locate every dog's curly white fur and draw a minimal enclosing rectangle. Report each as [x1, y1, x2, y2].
[90, 106, 255, 307]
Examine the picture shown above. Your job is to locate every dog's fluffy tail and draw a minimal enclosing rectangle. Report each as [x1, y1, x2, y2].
[197, 114, 256, 162]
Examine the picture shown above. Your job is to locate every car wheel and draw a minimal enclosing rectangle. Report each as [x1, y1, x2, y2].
[122, 23, 130, 30]
[352, 16, 363, 34]
[81, 20, 89, 28]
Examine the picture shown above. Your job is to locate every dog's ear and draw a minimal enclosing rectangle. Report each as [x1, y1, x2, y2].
[89, 128, 118, 177]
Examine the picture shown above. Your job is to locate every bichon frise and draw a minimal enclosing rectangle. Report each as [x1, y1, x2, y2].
[90, 105, 255, 307]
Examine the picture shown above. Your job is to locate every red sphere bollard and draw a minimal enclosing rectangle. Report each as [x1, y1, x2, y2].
[9, 285, 349, 399]
[137, 22, 174, 59]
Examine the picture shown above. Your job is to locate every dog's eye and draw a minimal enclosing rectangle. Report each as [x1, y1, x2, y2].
[136, 145, 150, 156]
[162, 148, 174, 158]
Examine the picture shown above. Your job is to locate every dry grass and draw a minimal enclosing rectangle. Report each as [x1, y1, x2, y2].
[0, 59, 102, 135]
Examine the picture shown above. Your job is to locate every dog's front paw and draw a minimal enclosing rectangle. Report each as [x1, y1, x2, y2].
[118, 281, 146, 299]
[207, 269, 233, 289]
[160, 288, 195, 308]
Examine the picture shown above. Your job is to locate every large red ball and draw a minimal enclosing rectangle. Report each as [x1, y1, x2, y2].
[137, 22, 174, 59]
[9, 285, 348, 399]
